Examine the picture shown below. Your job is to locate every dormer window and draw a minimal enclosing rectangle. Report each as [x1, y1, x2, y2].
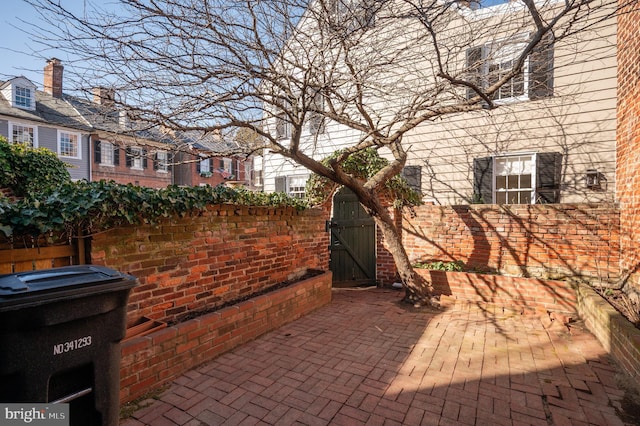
[1, 78, 37, 110]
[15, 86, 32, 109]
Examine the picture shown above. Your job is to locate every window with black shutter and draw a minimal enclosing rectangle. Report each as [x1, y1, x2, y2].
[472, 152, 562, 204]
[465, 33, 554, 102]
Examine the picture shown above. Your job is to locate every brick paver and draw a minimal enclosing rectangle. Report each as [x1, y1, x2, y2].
[121, 288, 634, 425]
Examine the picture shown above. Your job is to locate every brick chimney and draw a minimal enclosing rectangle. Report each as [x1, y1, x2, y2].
[93, 86, 115, 107]
[44, 58, 64, 98]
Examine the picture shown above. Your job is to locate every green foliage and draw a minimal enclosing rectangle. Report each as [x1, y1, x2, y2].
[0, 137, 71, 197]
[0, 180, 307, 240]
[413, 260, 465, 272]
[305, 148, 422, 207]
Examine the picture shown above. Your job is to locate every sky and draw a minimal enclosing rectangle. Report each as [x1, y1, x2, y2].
[0, 0, 512, 88]
[0, 0, 96, 88]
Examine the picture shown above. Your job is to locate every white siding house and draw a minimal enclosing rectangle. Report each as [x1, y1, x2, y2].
[259, 0, 617, 206]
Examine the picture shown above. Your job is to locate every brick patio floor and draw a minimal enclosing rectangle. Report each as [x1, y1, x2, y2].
[120, 288, 633, 425]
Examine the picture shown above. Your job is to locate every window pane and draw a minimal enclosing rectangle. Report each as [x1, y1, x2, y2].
[12, 125, 35, 146]
[493, 154, 536, 205]
[200, 159, 210, 173]
[60, 133, 78, 157]
[101, 142, 114, 165]
[495, 158, 507, 175]
[15, 87, 31, 108]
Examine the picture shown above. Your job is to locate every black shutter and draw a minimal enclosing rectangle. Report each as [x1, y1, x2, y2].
[401, 165, 422, 192]
[153, 153, 159, 170]
[113, 147, 120, 166]
[466, 46, 483, 100]
[275, 176, 287, 193]
[473, 156, 493, 204]
[142, 149, 148, 169]
[125, 147, 132, 167]
[196, 159, 201, 173]
[529, 33, 554, 100]
[536, 152, 562, 203]
[94, 140, 101, 163]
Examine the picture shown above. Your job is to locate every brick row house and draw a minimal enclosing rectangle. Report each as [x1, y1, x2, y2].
[0, 59, 253, 189]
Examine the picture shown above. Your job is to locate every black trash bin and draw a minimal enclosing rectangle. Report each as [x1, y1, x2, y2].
[0, 265, 137, 426]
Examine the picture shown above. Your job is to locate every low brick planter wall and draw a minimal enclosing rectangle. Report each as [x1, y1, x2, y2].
[575, 283, 640, 384]
[119, 270, 332, 403]
[418, 269, 577, 314]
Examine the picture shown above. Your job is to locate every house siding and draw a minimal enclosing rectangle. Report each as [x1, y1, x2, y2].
[0, 118, 91, 181]
[403, 14, 617, 205]
[260, 3, 617, 206]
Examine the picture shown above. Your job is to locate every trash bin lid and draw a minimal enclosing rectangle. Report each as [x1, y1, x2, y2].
[0, 265, 135, 296]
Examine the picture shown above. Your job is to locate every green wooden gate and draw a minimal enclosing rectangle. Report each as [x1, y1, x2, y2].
[328, 187, 376, 287]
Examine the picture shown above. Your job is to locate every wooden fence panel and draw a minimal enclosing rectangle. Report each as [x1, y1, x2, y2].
[0, 245, 78, 274]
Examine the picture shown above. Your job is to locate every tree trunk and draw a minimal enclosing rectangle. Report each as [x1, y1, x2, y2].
[361, 196, 435, 306]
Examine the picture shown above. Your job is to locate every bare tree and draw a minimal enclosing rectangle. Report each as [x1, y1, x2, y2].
[25, 0, 626, 304]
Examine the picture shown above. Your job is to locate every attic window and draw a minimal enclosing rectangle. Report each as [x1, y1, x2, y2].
[15, 86, 32, 109]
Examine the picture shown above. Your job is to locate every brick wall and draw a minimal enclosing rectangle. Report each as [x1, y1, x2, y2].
[93, 163, 172, 189]
[90, 204, 329, 325]
[418, 269, 577, 314]
[575, 283, 640, 385]
[617, 1, 640, 298]
[119, 270, 332, 403]
[403, 203, 620, 284]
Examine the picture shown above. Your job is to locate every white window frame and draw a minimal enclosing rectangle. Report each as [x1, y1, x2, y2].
[131, 147, 144, 170]
[223, 158, 233, 175]
[199, 157, 211, 174]
[275, 112, 291, 140]
[14, 86, 33, 109]
[8, 122, 38, 147]
[493, 153, 536, 205]
[287, 175, 308, 199]
[483, 34, 529, 104]
[100, 141, 115, 166]
[58, 130, 82, 159]
[156, 150, 169, 173]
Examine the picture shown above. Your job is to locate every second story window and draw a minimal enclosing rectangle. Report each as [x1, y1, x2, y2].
[154, 151, 169, 172]
[95, 141, 120, 166]
[15, 86, 32, 109]
[198, 158, 211, 175]
[126, 147, 147, 170]
[276, 112, 291, 140]
[466, 33, 554, 103]
[10, 123, 37, 147]
[58, 131, 81, 158]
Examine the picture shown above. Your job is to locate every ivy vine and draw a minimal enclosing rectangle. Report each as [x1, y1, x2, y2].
[0, 180, 308, 242]
[305, 148, 422, 208]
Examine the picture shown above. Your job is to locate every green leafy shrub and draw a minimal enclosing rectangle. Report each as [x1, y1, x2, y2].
[0, 180, 307, 240]
[0, 137, 71, 197]
[413, 260, 465, 271]
[305, 148, 422, 208]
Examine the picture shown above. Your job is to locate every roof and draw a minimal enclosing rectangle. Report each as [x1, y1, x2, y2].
[0, 77, 239, 154]
[0, 79, 92, 131]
